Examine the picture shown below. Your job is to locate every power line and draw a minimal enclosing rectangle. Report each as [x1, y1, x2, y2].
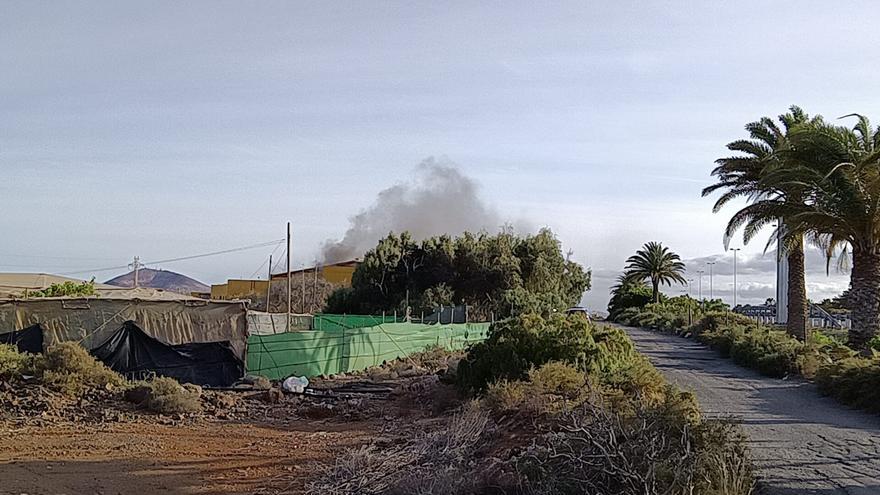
[249, 240, 285, 278]
[60, 239, 285, 276]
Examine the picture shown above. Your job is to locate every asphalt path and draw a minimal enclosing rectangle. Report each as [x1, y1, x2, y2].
[619, 325, 880, 495]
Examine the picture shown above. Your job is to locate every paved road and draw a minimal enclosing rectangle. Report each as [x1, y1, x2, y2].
[621, 326, 880, 495]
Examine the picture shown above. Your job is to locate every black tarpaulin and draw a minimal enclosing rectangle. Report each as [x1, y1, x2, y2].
[91, 321, 243, 387]
[0, 324, 44, 354]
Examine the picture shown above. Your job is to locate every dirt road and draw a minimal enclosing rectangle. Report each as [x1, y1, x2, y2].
[622, 326, 880, 495]
[0, 420, 377, 495]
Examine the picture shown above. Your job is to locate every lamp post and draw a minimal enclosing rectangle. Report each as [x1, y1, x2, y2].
[697, 270, 704, 301]
[707, 262, 716, 300]
[732, 248, 741, 308]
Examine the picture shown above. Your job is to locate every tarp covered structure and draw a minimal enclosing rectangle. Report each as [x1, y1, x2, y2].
[92, 321, 242, 386]
[0, 323, 44, 354]
[0, 297, 248, 361]
[247, 322, 490, 379]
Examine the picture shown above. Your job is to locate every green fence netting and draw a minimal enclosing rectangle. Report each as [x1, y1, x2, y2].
[246, 322, 490, 379]
[311, 313, 402, 331]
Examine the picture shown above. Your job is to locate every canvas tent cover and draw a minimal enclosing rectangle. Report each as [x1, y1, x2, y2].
[92, 321, 243, 386]
[0, 324, 44, 354]
[0, 298, 248, 360]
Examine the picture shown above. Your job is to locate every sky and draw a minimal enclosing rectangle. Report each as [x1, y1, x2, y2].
[1, 1, 877, 310]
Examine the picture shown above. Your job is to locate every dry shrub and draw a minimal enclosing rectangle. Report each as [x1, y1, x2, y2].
[308, 402, 494, 495]
[485, 379, 531, 412]
[692, 420, 755, 495]
[527, 361, 587, 398]
[0, 343, 29, 380]
[143, 376, 203, 415]
[406, 344, 463, 373]
[251, 375, 271, 390]
[515, 400, 753, 495]
[32, 342, 124, 396]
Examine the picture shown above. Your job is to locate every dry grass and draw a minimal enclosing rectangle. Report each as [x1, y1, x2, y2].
[307, 402, 493, 495]
[0, 343, 29, 380]
[140, 376, 203, 415]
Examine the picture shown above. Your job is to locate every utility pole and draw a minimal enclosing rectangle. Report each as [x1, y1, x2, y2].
[130, 256, 142, 288]
[301, 263, 306, 313]
[732, 248, 741, 309]
[265, 254, 272, 312]
[286, 222, 291, 332]
[707, 262, 716, 300]
[313, 260, 318, 313]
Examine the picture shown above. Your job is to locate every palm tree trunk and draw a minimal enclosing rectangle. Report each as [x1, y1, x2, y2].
[849, 248, 880, 350]
[652, 279, 660, 304]
[786, 237, 808, 340]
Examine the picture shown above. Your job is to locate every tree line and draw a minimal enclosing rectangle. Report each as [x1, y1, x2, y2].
[324, 228, 590, 320]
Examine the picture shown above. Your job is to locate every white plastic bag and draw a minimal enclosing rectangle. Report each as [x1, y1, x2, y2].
[282, 375, 310, 393]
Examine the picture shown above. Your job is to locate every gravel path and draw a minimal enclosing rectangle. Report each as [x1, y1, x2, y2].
[620, 325, 880, 495]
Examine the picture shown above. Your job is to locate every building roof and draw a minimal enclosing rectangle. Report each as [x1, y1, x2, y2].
[0, 272, 200, 301]
[270, 258, 361, 279]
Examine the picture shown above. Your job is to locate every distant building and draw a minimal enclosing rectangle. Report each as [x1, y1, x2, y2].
[270, 259, 361, 287]
[733, 302, 851, 328]
[209, 259, 361, 309]
[211, 279, 269, 301]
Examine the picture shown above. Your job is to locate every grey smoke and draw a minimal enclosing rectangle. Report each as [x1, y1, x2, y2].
[322, 157, 507, 263]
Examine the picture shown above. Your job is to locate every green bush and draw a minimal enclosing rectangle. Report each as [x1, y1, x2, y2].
[815, 357, 880, 413]
[31, 342, 124, 396]
[456, 313, 636, 391]
[0, 344, 29, 380]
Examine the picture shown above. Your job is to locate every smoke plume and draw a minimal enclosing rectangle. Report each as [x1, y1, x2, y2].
[322, 157, 505, 263]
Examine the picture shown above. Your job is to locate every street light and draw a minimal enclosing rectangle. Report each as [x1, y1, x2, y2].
[687, 278, 694, 298]
[731, 248, 741, 308]
[707, 262, 716, 300]
[697, 270, 704, 301]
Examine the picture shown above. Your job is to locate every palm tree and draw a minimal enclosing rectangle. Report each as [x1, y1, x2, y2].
[623, 242, 687, 303]
[703, 106, 816, 340]
[776, 115, 880, 349]
[724, 115, 880, 349]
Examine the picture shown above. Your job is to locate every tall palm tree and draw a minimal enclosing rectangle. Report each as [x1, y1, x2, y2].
[623, 242, 687, 303]
[725, 115, 880, 349]
[703, 106, 816, 340]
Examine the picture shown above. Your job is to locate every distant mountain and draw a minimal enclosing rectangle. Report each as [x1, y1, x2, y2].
[104, 268, 209, 294]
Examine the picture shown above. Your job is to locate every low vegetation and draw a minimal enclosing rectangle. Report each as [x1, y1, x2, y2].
[619, 303, 880, 415]
[311, 314, 754, 495]
[0, 341, 204, 415]
[0, 342, 124, 396]
[24, 279, 97, 298]
[133, 376, 203, 414]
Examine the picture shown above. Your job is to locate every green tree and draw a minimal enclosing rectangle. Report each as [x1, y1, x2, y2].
[607, 275, 653, 321]
[324, 228, 591, 319]
[703, 106, 816, 340]
[622, 242, 686, 303]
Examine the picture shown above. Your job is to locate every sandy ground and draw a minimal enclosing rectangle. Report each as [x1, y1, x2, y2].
[621, 325, 880, 495]
[0, 418, 377, 495]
